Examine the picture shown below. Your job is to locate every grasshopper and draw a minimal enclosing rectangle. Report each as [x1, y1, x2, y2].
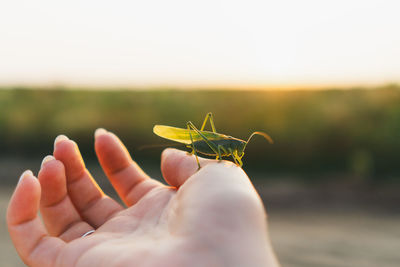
[153, 112, 273, 168]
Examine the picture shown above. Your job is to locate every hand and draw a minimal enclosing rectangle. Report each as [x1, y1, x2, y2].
[7, 129, 279, 267]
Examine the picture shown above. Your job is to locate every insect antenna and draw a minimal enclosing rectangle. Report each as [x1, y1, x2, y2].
[243, 131, 273, 151]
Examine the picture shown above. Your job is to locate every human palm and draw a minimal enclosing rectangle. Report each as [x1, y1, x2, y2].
[7, 129, 278, 267]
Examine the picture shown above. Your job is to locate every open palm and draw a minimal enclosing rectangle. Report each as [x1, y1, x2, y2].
[7, 129, 278, 267]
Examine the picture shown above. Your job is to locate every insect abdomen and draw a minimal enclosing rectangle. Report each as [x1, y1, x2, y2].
[192, 139, 243, 157]
[191, 140, 218, 156]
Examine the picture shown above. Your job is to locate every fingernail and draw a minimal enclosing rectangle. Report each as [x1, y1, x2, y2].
[41, 155, 55, 169]
[54, 135, 69, 147]
[95, 128, 107, 138]
[18, 170, 33, 184]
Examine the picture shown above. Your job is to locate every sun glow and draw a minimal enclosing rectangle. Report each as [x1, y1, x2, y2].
[0, 0, 399, 88]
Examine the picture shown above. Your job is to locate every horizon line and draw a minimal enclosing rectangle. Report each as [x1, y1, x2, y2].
[0, 81, 399, 91]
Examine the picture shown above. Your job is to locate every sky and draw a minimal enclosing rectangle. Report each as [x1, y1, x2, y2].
[0, 0, 399, 88]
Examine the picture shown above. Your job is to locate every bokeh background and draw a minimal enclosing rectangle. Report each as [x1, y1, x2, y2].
[1, 1, 400, 266]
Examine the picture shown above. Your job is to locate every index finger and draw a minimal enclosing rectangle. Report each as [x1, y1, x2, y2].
[95, 129, 164, 206]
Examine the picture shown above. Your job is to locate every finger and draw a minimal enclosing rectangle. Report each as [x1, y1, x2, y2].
[95, 128, 163, 206]
[7, 171, 65, 267]
[160, 148, 216, 187]
[53, 135, 123, 228]
[38, 155, 94, 241]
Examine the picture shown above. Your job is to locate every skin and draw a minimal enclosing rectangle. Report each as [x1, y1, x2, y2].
[6, 129, 279, 267]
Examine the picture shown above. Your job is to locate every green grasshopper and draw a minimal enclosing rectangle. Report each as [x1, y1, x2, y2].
[153, 112, 273, 168]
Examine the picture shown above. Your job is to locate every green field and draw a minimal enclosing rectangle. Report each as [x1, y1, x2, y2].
[1, 86, 399, 184]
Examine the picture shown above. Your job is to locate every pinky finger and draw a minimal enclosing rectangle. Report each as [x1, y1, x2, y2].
[7, 170, 65, 267]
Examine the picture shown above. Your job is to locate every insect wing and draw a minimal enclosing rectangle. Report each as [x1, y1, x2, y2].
[153, 125, 223, 144]
[153, 125, 198, 144]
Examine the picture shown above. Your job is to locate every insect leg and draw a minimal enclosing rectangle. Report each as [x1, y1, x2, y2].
[227, 148, 240, 166]
[217, 145, 229, 161]
[187, 122, 201, 169]
[235, 154, 243, 167]
[187, 121, 220, 158]
[216, 145, 222, 160]
[200, 112, 217, 133]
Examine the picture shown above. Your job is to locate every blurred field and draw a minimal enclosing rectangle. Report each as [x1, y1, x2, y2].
[1, 86, 400, 183]
[1, 86, 399, 266]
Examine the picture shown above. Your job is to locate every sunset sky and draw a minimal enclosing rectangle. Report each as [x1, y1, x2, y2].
[0, 0, 399, 88]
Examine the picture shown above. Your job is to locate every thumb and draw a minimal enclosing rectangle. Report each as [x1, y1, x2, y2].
[160, 148, 215, 187]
